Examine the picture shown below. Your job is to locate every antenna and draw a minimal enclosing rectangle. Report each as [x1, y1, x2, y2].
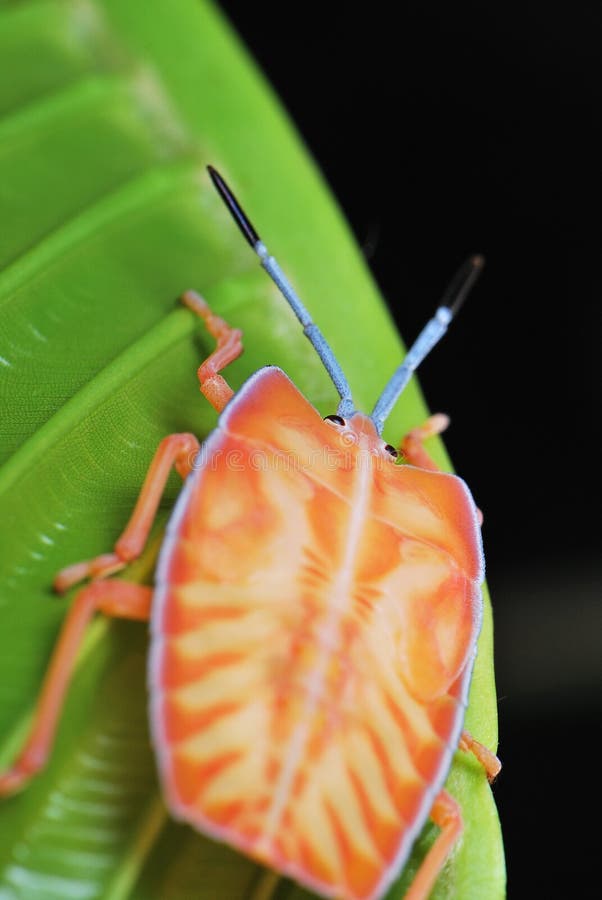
[208, 166, 355, 418]
[370, 256, 485, 434]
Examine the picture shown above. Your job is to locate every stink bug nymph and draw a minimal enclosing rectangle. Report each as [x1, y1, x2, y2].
[0, 167, 500, 900]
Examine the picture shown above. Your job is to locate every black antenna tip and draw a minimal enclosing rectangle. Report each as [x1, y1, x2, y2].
[441, 254, 486, 317]
[207, 165, 261, 249]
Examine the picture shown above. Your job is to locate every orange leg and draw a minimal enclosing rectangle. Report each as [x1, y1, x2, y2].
[181, 289, 243, 412]
[404, 731, 501, 899]
[400, 413, 451, 472]
[401, 414, 484, 525]
[56, 292, 240, 593]
[54, 432, 200, 593]
[459, 730, 501, 783]
[405, 789, 463, 900]
[0, 580, 152, 796]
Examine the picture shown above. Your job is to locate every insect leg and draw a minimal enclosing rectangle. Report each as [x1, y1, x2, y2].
[400, 413, 451, 472]
[54, 432, 200, 592]
[459, 730, 501, 783]
[401, 415, 484, 524]
[404, 789, 462, 900]
[181, 289, 243, 412]
[0, 580, 152, 796]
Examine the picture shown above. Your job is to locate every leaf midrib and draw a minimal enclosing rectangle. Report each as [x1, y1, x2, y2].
[0, 308, 194, 494]
[0, 160, 206, 304]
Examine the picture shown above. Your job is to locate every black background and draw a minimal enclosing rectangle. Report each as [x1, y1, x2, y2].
[219, 3, 601, 897]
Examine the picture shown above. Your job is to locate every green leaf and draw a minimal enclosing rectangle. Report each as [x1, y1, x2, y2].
[0, 1, 505, 898]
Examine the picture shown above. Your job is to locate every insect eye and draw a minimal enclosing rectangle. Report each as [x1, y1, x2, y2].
[384, 444, 399, 459]
[324, 415, 346, 426]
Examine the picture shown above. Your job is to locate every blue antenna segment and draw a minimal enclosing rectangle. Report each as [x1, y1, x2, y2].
[371, 306, 453, 434]
[255, 241, 355, 418]
[206, 167, 355, 418]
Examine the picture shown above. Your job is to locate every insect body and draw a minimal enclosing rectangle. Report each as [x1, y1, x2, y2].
[0, 168, 500, 900]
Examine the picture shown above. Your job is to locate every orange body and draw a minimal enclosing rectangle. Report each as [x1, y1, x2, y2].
[151, 366, 483, 900]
